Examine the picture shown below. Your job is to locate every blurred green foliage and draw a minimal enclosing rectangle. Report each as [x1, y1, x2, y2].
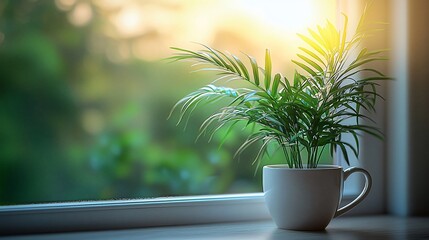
[0, 0, 282, 205]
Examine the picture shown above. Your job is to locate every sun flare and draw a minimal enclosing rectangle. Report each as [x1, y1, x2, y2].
[57, 0, 337, 62]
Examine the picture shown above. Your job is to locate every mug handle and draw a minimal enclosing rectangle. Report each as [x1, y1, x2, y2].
[334, 167, 372, 218]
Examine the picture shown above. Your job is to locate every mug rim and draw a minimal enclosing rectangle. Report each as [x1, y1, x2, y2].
[263, 164, 342, 170]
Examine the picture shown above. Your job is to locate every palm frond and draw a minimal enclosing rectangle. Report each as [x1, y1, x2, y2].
[169, 9, 388, 169]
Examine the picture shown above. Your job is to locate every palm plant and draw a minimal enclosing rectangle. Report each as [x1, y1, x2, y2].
[168, 11, 388, 168]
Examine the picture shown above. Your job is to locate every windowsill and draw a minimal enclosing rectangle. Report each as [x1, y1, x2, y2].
[1, 193, 359, 235]
[4, 215, 429, 239]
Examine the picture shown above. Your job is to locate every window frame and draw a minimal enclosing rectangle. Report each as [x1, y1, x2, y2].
[0, 0, 388, 235]
[0, 193, 361, 235]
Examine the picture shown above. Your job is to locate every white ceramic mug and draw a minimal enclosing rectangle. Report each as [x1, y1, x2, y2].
[263, 165, 372, 231]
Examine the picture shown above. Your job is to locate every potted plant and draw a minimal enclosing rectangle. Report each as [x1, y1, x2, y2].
[168, 9, 387, 230]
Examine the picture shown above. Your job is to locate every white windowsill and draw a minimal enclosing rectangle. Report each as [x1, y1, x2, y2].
[5, 215, 429, 240]
[0, 193, 358, 235]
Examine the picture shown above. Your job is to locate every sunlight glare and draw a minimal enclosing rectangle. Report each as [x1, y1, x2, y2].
[58, 0, 336, 63]
[114, 7, 145, 38]
[236, 0, 320, 33]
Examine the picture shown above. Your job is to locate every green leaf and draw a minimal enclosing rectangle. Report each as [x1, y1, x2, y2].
[293, 71, 301, 88]
[298, 47, 326, 66]
[272, 73, 281, 97]
[296, 53, 324, 73]
[219, 51, 242, 76]
[248, 55, 260, 86]
[297, 33, 327, 57]
[292, 60, 318, 77]
[200, 44, 233, 71]
[337, 142, 350, 166]
[264, 49, 272, 90]
[232, 54, 250, 80]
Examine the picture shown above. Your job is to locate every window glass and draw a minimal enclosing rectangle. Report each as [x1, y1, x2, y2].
[0, 0, 336, 205]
